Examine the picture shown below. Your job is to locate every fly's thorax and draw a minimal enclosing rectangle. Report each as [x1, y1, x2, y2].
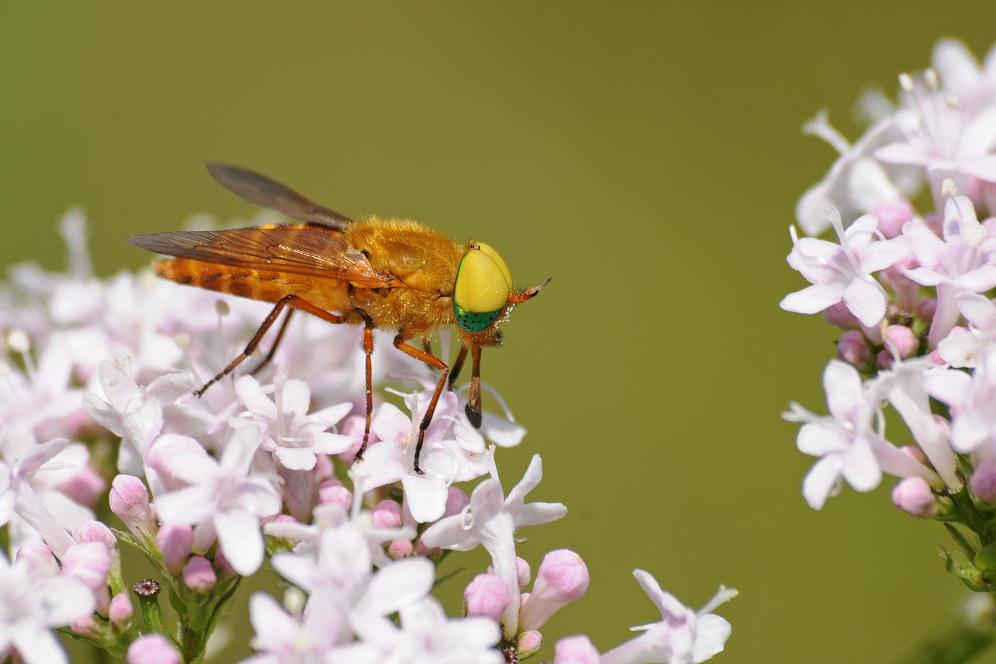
[453, 242, 512, 334]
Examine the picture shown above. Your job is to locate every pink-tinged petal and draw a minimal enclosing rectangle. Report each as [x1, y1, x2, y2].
[859, 237, 910, 273]
[156, 448, 218, 486]
[12, 628, 67, 664]
[938, 330, 982, 367]
[602, 630, 663, 664]
[506, 455, 543, 506]
[780, 284, 842, 315]
[154, 485, 216, 525]
[371, 403, 411, 443]
[275, 447, 317, 471]
[903, 220, 947, 267]
[925, 369, 973, 406]
[271, 554, 319, 593]
[691, 614, 733, 662]
[468, 479, 506, 524]
[953, 266, 996, 293]
[235, 376, 277, 419]
[249, 593, 297, 651]
[956, 292, 996, 329]
[14, 487, 74, 556]
[281, 379, 311, 416]
[932, 39, 982, 94]
[312, 433, 354, 455]
[235, 478, 282, 517]
[17, 439, 69, 479]
[482, 412, 526, 448]
[37, 576, 95, 625]
[513, 502, 568, 528]
[145, 372, 194, 403]
[952, 414, 992, 453]
[311, 402, 353, 427]
[356, 558, 434, 617]
[842, 277, 886, 327]
[904, 266, 946, 286]
[401, 474, 447, 523]
[869, 434, 941, 485]
[215, 509, 263, 576]
[796, 422, 848, 456]
[840, 439, 881, 492]
[803, 456, 842, 510]
[97, 360, 138, 414]
[351, 442, 405, 490]
[420, 514, 479, 551]
[219, 425, 262, 475]
[823, 360, 863, 421]
[962, 108, 996, 155]
[632, 569, 687, 620]
[876, 142, 930, 166]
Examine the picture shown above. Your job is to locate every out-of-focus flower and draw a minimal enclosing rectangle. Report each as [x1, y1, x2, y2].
[601, 570, 736, 664]
[127, 634, 181, 664]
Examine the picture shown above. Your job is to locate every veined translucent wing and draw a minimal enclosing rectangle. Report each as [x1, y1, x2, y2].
[207, 162, 352, 230]
[128, 225, 397, 288]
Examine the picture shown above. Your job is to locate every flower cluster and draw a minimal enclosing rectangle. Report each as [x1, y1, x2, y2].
[0, 209, 736, 662]
[783, 39, 996, 591]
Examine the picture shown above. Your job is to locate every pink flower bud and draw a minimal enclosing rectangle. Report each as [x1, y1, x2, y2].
[62, 542, 112, 591]
[518, 630, 543, 657]
[73, 520, 116, 551]
[875, 350, 893, 370]
[443, 487, 470, 517]
[16, 543, 59, 577]
[317, 479, 352, 511]
[917, 298, 937, 321]
[872, 199, 915, 238]
[884, 325, 918, 358]
[58, 466, 106, 507]
[464, 573, 512, 621]
[822, 301, 860, 329]
[109, 475, 156, 537]
[837, 331, 871, 369]
[554, 635, 601, 664]
[337, 415, 372, 462]
[489, 556, 531, 587]
[892, 477, 936, 518]
[128, 634, 181, 664]
[372, 500, 402, 529]
[71, 615, 98, 636]
[183, 556, 217, 592]
[109, 592, 133, 626]
[155, 524, 193, 575]
[972, 463, 996, 505]
[388, 538, 413, 559]
[519, 549, 590, 630]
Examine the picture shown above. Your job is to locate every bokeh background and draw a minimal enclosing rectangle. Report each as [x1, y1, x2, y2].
[2, 2, 996, 662]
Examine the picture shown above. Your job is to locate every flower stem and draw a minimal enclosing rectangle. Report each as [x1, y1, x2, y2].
[132, 579, 172, 641]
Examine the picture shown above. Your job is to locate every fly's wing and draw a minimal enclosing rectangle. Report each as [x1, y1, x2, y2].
[129, 225, 396, 288]
[207, 163, 352, 230]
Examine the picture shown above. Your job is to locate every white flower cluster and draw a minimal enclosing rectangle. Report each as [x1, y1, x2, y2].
[782, 40, 996, 526]
[0, 209, 735, 662]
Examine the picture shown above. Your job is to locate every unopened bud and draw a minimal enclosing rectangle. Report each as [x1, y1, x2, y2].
[183, 556, 217, 593]
[837, 331, 871, 369]
[371, 500, 402, 529]
[128, 634, 181, 664]
[155, 524, 193, 575]
[109, 475, 156, 538]
[885, 325, 918, 358]
[109, 593, 134, 627]
[517, 630, 543, 657]
[464, 573, 512, 621]
[892, 477, 936, 518]
[519, 549, 590, 630]
[872, 200, 915, 238]
[554, 635, 601, 664]
[972, 462, 996, 505]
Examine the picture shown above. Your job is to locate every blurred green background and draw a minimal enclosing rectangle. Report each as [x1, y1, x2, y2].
[2, 2, 995, 662]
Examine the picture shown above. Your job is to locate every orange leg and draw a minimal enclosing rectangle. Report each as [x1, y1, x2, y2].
[355, 315, 375, 460]
[194, 294, 343, 397]
[393, 333, 449, 474]
[448, 345, 469, 389]
[248, 308, 294, 376]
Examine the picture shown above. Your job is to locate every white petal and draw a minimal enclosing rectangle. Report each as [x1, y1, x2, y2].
[281, 379, 311, 416]
[36, 577, 94, 625]
[779, 284, 842, 315]
[311, 402, 353, 427]
[154, 485, 216, 525]
[12, 628, 67, 664]
[797, 422, 848, 456]
[823, 360, 863, 421]
[925, 368, 972, 406]
[275, 447, 317, 471]
[841, 438, 881, 492]
[632, 569, 687, 619]
[842, 277, 887, 328]
[802, 456, 842, 510]
[311, 433, 354, 455]
[512, 502, 567, 528]
[249, 592, 297, 651]
[506, 454, 543, 506]
[235, 376, 277, 419]
[956, 292, 996, 329]
[371, 403, 410, 443]
[215, 509, 264, 576]
[481, 412, 526, 447]
[691, 615, 733, 663]
[420, 514, 479, 551]
[401, 473, 447, 523]
[355, 558, 434, 616]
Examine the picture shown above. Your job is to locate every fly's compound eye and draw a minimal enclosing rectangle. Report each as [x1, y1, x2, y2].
[453, 242, 512, 332]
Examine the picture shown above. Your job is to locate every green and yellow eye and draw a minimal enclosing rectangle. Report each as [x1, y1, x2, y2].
[453, 242, 512, 332]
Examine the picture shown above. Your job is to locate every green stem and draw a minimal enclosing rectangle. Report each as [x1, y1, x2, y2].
[132, 579, 173, 642]
[902, 624, 995, 663]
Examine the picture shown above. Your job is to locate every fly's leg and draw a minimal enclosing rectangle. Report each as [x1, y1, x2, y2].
[248, 308, 295, 376]
[194, 294, 343, 398]
[465, 344, 482, 428]
[393, 333, 449, 474]
[355, 310, 375, 461]
[448, 345, 468, 389]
